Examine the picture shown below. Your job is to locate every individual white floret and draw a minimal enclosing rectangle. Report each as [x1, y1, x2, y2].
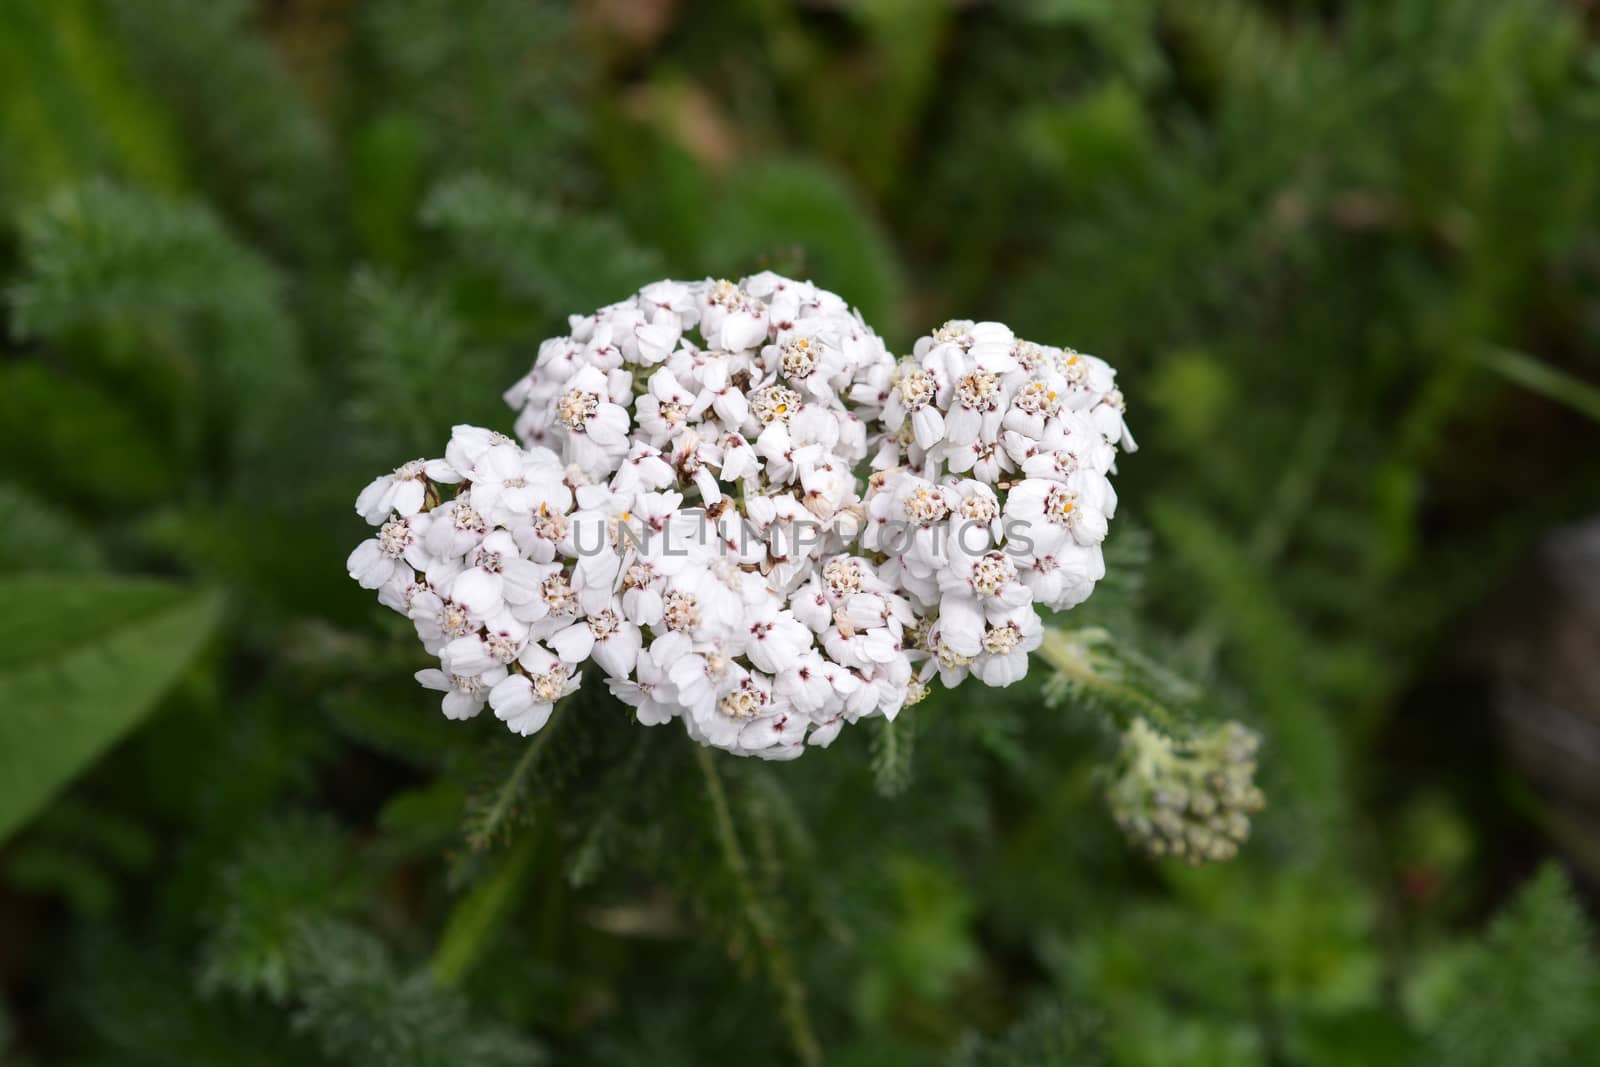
[355, 458, 460, 524]
[489, 643, 580, 736]
[416, 663, 505, 721]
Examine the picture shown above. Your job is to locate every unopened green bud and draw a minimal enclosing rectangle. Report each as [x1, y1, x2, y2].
[1106, 717, 1266, 866]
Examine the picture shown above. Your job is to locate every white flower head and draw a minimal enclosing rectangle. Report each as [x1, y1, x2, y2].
[352, 286, 1130, 759]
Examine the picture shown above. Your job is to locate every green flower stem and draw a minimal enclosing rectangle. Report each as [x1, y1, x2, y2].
[1036, 627, 1174, 730]
[1476, 345, 1600, 426]
[430, 830, 539, 987]
[432, 694, 571, 986]
[465, 705, 564, 852]
[693, 744, 823, 1067]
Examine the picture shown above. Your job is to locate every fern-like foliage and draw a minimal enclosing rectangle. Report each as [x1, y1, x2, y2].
[199, 815, 358, 1002]
[9, 179, 307, 463]
[65, 932, 327, 1067]
[421, 173, 663, 324]
[457, 699, 594, 857]
[1416, 864, 1600, 1067]
[562, 727, 672, 888]
[5, 1, 1600, 1063]
[365, 0, 584, 195]
[1149, 500, 1344, 835]
[869, 713, 918, 799]
[1037, 627, 1202, 738]
[345, 269, 515, 461]
[957, 1001, 1106, 1067]
[2, 797, 154, 919]
[103, 0, 336, 265]
[288, 921, 544, 1067]
[194, 821, 542, 1066]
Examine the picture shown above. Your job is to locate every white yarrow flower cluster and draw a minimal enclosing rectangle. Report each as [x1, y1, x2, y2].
[863, 319, 1133, 693]
[349, 278, 1133, 759]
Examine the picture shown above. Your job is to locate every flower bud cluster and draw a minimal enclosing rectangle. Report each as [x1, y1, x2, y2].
[1106, 718, 1265, 864]
[348, 276, 1134, 759]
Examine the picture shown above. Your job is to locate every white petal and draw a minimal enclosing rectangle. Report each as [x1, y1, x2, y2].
[592, 626, 641, 678]
[489, 674, 531, 713]
[355, 477, 394, 524]
[939, 598, 984, 657]
[392, 478, 426, 518]
[442, 689, 483, 720]
[549, 623, 596, 664]
[451, 568, 503, 618]
[498, 559, 542, 605]
[443, 636, 496, 677]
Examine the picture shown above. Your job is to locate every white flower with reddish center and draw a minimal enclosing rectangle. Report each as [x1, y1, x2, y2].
[634, 368, 697, 447]
[553, 365, 632, 473]
[423, 498, 490, 560]
[1003, 475, 1111, 560]
[409, 589, 477, 655]
[970, 608, 1043, 687]
[465, 440, 572, 525]
[738, 601, 813, 674]
[449, 530, 547, 620]
[416, 665, 506, 721]
[550, 603, 643, 678]
[489, 644, 579, 736]
[441, 608, 532, 675]
[944, 368, 1007, 446]
[883, 363, 944, 450]
[700, 279, 770, 351]
[347, 514, 434, 591]
[1020, 544, 1106, 612]
[607, 653, 678, 726]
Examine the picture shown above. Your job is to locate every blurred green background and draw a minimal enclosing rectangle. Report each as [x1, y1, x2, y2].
[3, 0, 1600, 1064]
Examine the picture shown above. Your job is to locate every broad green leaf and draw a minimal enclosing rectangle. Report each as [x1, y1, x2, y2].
[0, 574, 223, 842]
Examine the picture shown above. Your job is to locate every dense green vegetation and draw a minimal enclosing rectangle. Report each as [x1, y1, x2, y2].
[3, 1, 1600, 1063]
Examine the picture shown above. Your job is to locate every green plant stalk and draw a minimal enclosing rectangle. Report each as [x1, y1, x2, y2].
[430, 831, 539, 987]
[466, 711, 561, 852]
[1476, 346, 1600, 426]
[432, 697, 569, 985]
[693, 744, 823, 1067]
[1036, 627, 1173, 730]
